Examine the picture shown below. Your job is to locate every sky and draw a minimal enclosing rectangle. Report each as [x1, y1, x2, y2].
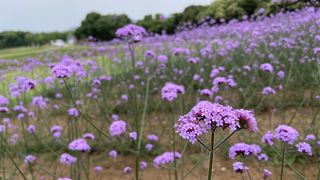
[0, 0, 212, 32]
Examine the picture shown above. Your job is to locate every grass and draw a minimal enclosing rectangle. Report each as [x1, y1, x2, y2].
[0, 45, 89, 59]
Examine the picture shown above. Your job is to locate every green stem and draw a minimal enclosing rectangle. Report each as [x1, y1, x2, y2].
[5, 150, 27, 180]
[280, 143, 286, 180]
[207, 128, 215, 180]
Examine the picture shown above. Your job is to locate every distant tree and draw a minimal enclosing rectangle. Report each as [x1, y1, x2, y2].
[75, 12, 131, 40]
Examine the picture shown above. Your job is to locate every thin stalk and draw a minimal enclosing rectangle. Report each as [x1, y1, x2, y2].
[207, 128, 215, 180]
[213, 130, 237, 151]
[280, 142, 286, 180]
[5, 150, 27, 180]
[136, 76, 152, 180]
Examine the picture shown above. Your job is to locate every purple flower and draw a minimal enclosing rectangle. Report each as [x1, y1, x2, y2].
[60, 153, 77, 165]
[235, 109, 258, 132]
[257, 153, 269, 161]
[260, 63, 273, 73]
[123, 166, 132, 174]
[24, 155, 36, 165]
[57, 178, 72, 180]
[68, 138, 91, 152]
[233, 162, 247, 173]
[145, 143, 154, 152]
[129, 131, 137, 140]
[229, 143, 260, 159]
[147, 134, 159, 142]
[32, 96, 47, 109]
[263, 169, 272, 179]
[112, 114, 119, 121]
[0, 95, 9, 106]
[82, 133, 95, 140]
[274, 124, 299, 144]
[262, 131, 274, 145]
[277, 70, 285, 79]
[52, 64, 72, 78]
[109, 150, 118, 158]
[157, 55, 168, 63]
[26, 124, 36, 134]
[305, 134, 316, 141]
[161, 82, 185, 102]
[153, 152, 182, 168]
[0, 107, 9, 113]
[140, 161, 148, 170]
[262, 87, 276, 95]
[68, 108, 79, 117]
[116, 24, 146, 42]
[109, 120, 126, 136]
[296, 142, 312, 156]
[94, 166, 103, 172]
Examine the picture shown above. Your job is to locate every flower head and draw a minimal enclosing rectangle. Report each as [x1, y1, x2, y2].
[68, 138, 91, 152]
[274, 124, 299, 144]
[60, 153, 77, 165]
[296, 142, 312, 156]
[153, 152, 182, 168]
[109, 120, 126, 136]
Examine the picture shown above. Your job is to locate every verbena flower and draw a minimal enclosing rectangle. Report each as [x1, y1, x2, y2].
[60, 153, 77, 166]
[229, 143, 260, 159]
[296, 142, 312, 156]
[153, 152, 182, 168]
[68, 108, 79, 117]
[263, 169, 272, 179]
[26, 124, 36, 134]
[32, 96, 47, 109]
[140, 161, 148, 170]
[235, 109, 258, 132]
[82, 133, 95, 140]
[94, 166, 103, 172]
[274, 124, 299, 144]
[0, 95, 9, 106]
[257, 153, 269, 161]
[24, 155, 36, 165]
[305, 134, 316, 141]
[147, 134, 159, 142]
[161, 82, 185, 102]
[145, 143, 154, 151]
[68, 138, 91, 152]
[116, 24, 146, 42]
[52, 64, 72, 78]
[262, 87, 276, 95]
[233, 161, 247, 173]
[260, 63, 273, 73]
[129, 131, 137, 140]
[123, 166, 132, 174]
[109, 150, 118, 158]
[262, 131, 274, 145]
[109, 120, 126, 136]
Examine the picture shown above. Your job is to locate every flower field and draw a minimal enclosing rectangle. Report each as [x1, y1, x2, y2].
[0, 7, 320, 180]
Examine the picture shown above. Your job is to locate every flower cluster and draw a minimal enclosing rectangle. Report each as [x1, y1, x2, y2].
[109, 120, 126, 136]
[68, 138, 91, 152]
[115, 24, 146, 42]
[153, 152, 182, 168]
[161, 82, 185, 102]
[175, 101, 257, 143]
[229, 143, 261, 159]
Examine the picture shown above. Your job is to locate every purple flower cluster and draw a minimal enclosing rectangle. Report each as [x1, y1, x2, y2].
[161, 82, 185, 102]
[229, 143, 261, 159]
[60, 153, 77, 165]
[274, 124, 299, 144]
[153, 152, 182, 168]
[116, 24, 146, 42]
[175, 101, 257, 144]
[109, 120, 126, 136]
[233, 161, 247, 173]
[52, 64, 73, 78]
[68, 138, 91, 152]
[295, 142, 312, 156]
[24, 155, 36, 165]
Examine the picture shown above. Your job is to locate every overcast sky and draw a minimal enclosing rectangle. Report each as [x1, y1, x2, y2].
[0, 0, 212, 32]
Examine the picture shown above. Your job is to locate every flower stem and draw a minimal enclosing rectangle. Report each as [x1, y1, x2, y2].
[280, 142, 286, 180]
[207, 128, 215, 180]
